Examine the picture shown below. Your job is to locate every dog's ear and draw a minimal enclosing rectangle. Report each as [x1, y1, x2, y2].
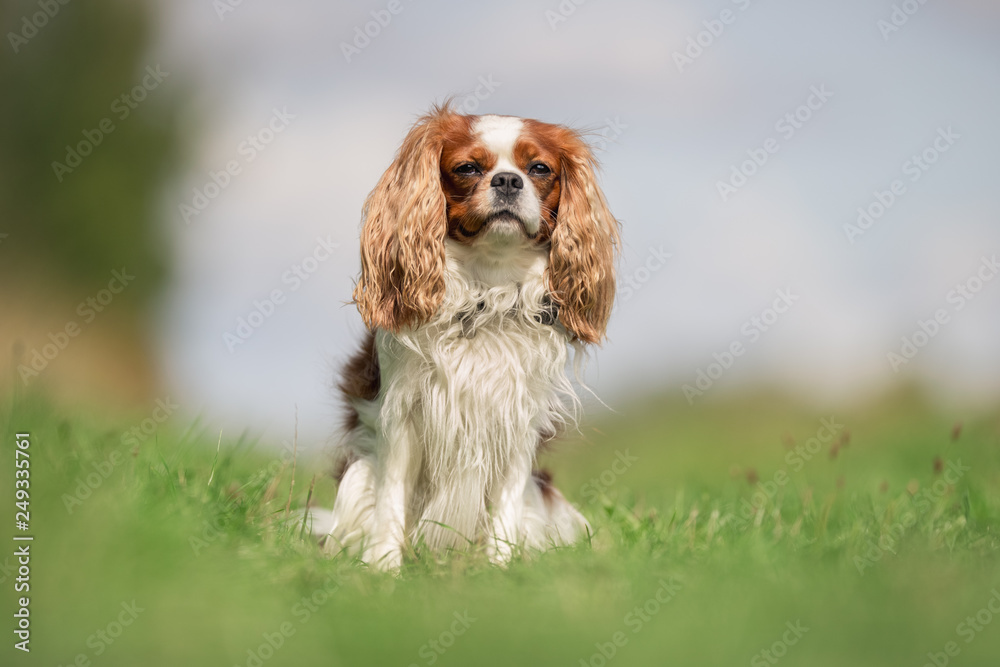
[353, 107, 452, 332]
[547, 131, 621, 344]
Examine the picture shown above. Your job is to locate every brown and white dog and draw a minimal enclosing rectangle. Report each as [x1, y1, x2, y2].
[323, 104, 619, 569]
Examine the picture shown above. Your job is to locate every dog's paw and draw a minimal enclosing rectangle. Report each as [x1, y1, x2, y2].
[365, 544, 403, 573]
[486, 536, 518, 567]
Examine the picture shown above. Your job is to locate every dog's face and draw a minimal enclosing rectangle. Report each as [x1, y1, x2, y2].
[439, 115, 564, 246]
[354, 106, 620, 343]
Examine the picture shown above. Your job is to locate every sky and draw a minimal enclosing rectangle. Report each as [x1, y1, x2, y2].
[150, 0, 1000, 444]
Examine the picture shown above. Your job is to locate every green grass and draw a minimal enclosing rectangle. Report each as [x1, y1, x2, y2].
[3, 390, 1000, 666]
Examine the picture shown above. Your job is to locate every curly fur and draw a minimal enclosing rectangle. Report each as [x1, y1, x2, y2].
[324, 106, 619, 569]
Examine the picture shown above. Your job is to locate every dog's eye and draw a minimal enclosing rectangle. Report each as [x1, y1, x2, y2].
[454, 163, 481, 176]
[528, 163, 551, 176]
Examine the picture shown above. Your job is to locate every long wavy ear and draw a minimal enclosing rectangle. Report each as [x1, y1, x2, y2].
[353, 108, 451, 332]
[547, 131, 621, 344]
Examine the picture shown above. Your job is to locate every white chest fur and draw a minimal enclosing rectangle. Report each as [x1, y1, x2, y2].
[372, 240, 579, 546]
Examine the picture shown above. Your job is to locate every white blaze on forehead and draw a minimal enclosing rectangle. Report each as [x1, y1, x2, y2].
[473, 115, 523, 170]
[472, 114, 541, 236]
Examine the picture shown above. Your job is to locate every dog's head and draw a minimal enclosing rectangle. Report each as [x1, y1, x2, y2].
[353, 104, 620, 343]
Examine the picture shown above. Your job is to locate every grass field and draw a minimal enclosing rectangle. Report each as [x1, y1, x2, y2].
[3, 389, 1000, 667]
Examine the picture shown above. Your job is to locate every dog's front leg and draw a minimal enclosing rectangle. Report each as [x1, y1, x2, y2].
[365, 419, 419, 571]
[488, 450, 532, 565]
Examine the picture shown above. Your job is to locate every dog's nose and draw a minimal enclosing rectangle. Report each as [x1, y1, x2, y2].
[490, 172, 523, 196]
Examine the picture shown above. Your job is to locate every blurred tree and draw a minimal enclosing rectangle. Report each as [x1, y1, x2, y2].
[0, 0, 185, 405]
[0, 0, 181, 300]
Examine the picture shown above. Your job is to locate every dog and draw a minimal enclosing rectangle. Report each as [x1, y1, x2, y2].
[323, 104, 620, 569]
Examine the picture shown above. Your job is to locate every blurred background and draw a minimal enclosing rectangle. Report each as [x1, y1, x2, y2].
[3, 0, 999, 445]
